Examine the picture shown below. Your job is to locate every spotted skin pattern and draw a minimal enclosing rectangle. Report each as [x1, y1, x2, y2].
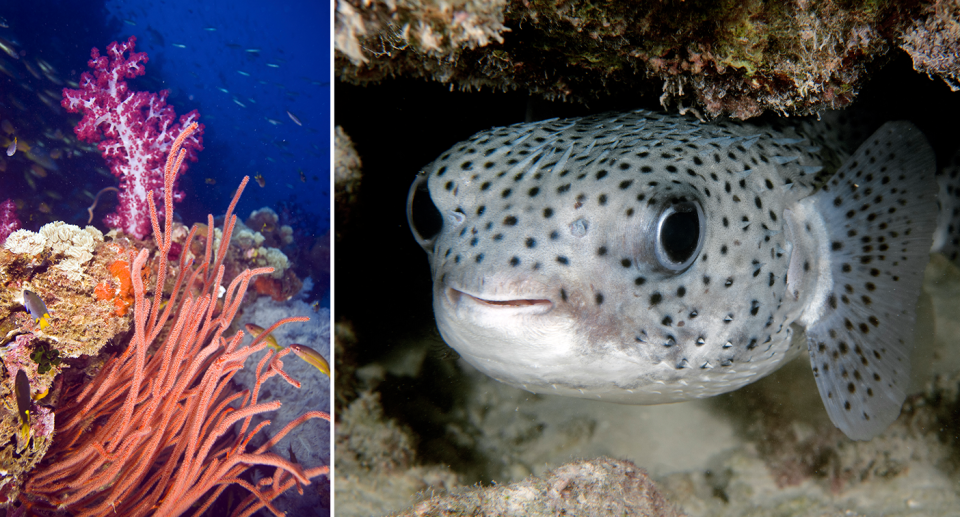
[408, 109, 938, 441]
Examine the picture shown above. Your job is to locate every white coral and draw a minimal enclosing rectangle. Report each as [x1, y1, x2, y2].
[5, 222, 104, 279]
[256, 246, 290, 279]
[3, 229, 46, 255]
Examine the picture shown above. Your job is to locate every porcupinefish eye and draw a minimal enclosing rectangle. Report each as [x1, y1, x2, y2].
[406, 171, 443, 253]
[655, 200, 705, 271]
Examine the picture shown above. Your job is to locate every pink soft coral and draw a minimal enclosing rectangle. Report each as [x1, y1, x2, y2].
[62, 36, 203, 240]
[0, 198, 20, 245]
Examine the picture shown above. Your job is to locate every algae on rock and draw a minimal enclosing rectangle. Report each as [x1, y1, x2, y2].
[336, 0, 958, 119]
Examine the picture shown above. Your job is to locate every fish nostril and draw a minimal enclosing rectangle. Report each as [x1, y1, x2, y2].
[407, 171, 443, 252]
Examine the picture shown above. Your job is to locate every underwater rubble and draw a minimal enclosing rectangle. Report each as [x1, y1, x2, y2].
[336, 0, 960, 119]
[397, 457, 683, 517]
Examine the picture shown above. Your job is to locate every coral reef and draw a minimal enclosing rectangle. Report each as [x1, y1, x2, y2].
[0, 231, 133, 359]
[22, 124, 329, 516]
[62, 36, 203, 239]
[0, 226, 134, 500]
[399, 457, 684, 517]
[162, 213, 302, 304]
[245, 207, 295, 250]
[336, 0, 960, 119]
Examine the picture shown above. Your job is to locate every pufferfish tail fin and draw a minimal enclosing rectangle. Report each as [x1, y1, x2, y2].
[805, 121, 937, 440]
[932, 149, 960, 264]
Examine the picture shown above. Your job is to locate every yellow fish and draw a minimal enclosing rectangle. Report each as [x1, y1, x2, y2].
[289, 344, 330, 377]
[23, 290, 50, 330]
[245, 323, 283, 352]
[254, 173, 265, 188]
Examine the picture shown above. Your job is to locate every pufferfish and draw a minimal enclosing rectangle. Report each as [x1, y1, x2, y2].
[406, 108, 957, 441]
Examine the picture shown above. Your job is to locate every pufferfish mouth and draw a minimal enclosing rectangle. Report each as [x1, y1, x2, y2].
[447, 287, 554, 314]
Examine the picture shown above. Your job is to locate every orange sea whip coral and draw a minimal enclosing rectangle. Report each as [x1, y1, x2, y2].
[23, 123, 329, 516]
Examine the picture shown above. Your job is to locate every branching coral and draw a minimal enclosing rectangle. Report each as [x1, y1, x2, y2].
[22, 124, 329, 516]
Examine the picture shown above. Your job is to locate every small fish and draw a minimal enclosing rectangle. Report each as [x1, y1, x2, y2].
[0, 38, 18, 60]
[286, 111, 302, 126]
[245, 323, 283, 351]
[218, 87, 229, 94]
[267, 63, 280, 68]
[408, 109, 946, 441]
[29, 164, 46, 178]
[254, 173, 265, 188]
[123, 19, 136, 26]
[245, 48, 260, 53]
[33, 387, 49, 401]
[23, 290, 50, 330]
[233, 98, 247, 108]
[237, 70, 250, 77]
[299, 169, 307, 183]
[204, 27, 217, 31]
[289, 344, 330, 377]
[6, 136, 15, 156]
[266, 118, 282, 126]
[205, 177, 216, 185]
[172, 43, 187, 49]
[15, 370, 31, 447]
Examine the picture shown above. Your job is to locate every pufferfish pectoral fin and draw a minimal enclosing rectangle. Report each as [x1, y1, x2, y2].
[803, 121, 938, 441]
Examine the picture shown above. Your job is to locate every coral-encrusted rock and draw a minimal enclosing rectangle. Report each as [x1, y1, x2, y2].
[0, 239, 133, 359]
[395, 457, 684, 517]
[0, 233, 136, 501]
[335, 126, 362, 229]
[165, 220, 301, 304]
[901, 0, 960, 91]
[0, 333, 58, 502]
[336, 0, 956, 119]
